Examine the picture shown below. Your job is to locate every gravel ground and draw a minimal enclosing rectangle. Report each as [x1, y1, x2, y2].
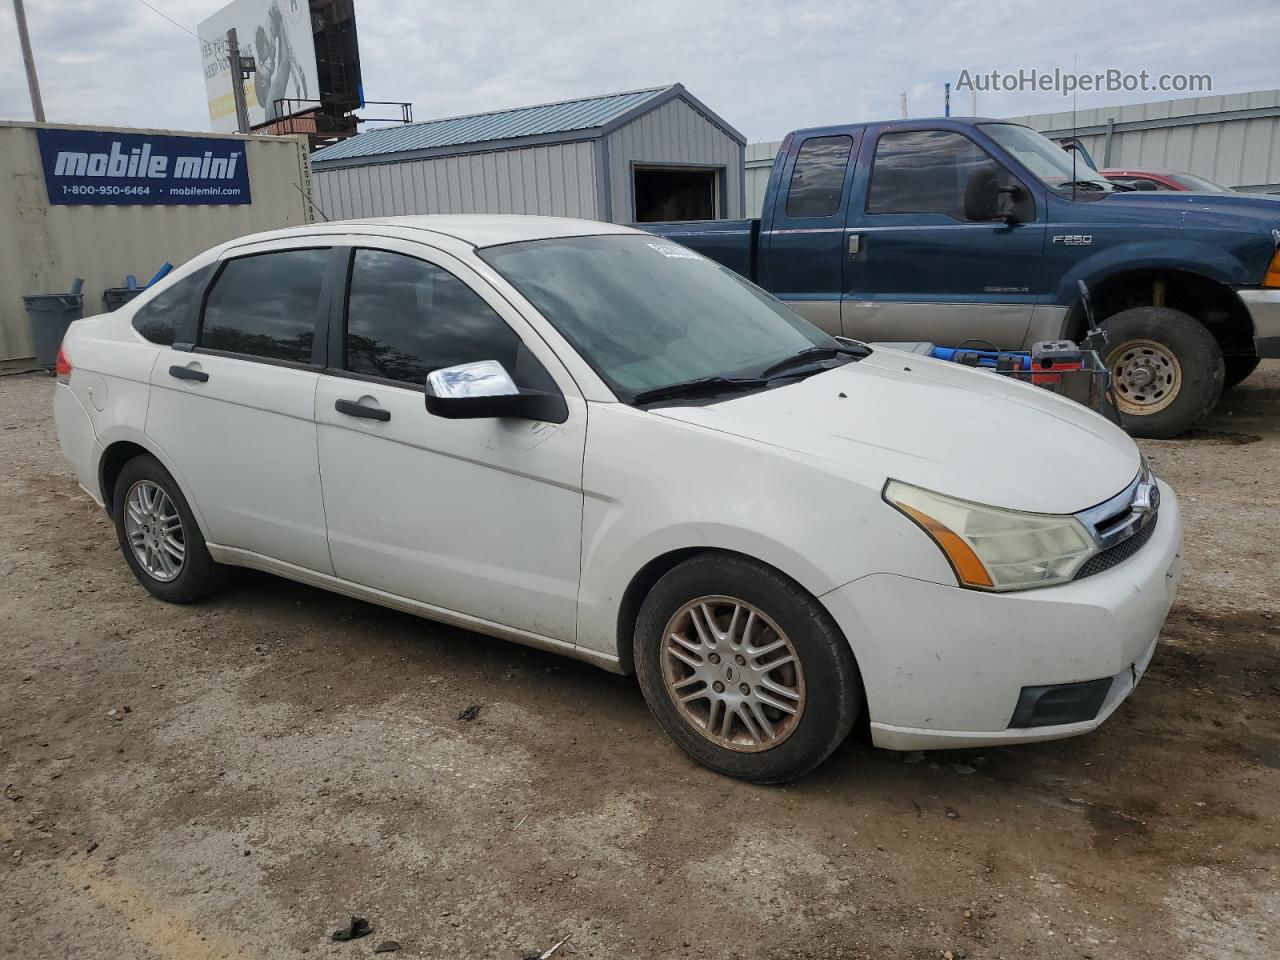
[1, 364, 1277, 960]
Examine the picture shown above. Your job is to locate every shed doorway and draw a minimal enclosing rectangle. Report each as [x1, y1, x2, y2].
[633, 166, 719, 222]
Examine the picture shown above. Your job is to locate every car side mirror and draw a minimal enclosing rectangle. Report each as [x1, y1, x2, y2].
[424, 359, 568, 423]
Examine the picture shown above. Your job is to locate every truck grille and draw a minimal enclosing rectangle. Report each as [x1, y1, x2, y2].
[1075, 515, 1158, 580]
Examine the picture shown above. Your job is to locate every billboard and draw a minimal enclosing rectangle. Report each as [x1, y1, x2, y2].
[36, 128, 251, 206]
[199, 0, 319, 132]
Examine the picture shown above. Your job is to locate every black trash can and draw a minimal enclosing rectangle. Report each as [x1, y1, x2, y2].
[103, 288, 145, 312]
[22, 292, 84, 372]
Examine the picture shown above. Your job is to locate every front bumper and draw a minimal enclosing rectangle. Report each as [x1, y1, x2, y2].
[821, 480, 1183, 751]
[1238, 288, 1280, 358]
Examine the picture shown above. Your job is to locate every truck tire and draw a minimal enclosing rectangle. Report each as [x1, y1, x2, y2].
[1102, 306, 1223, 439]
[1223, 356, 1261, 391]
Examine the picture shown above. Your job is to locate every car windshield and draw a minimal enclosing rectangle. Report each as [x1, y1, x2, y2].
[980, 122, 1115, 192]
[479, 234, 839, 400]
[1170, 172, 1232, 193]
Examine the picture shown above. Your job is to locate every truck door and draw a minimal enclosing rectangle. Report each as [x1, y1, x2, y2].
[842, 127, 1047, 349]
[758, 131, 860, 336]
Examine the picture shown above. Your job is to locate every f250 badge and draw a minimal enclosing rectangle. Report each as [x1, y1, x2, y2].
[1052, 235, 1093, 246]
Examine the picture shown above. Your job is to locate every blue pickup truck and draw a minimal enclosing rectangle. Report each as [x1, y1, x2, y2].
[647, 117, 1280, 437]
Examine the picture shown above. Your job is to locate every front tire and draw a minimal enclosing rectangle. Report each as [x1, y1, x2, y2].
[112, 455, 223, 603]
[1223, 356, 1261, 391]
[634, 552, 862, 784]
[1103, 306, 1223, 439]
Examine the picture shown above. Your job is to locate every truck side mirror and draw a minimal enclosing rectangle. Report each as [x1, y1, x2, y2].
[964, 169, 1001, 222]
[964, 169, 1026, 224]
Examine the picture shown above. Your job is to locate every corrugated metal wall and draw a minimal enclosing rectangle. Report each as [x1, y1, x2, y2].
[745, 140, 781, 217]
[606, 97, 744, 221]
[313, 141, 599, 221]
[0, 122, 314, 362]
[1009, 89, 1280, 192]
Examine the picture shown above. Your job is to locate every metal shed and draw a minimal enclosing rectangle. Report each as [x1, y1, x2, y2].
[310, 83, 746, 225]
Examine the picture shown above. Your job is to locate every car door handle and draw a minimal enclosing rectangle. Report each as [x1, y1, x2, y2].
[168, 364, 209, 383]
[335, 398, 390, 422]
[847, 234, 862, 257]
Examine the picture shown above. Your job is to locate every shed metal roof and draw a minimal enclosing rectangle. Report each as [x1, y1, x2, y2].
[310, 83, 746, 167]
[313, 86, 670, 164]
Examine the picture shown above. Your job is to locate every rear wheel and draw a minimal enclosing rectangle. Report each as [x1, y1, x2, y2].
[634, 552, 861, 783]
[1102, 306, 1223, 439]
[112, 455, 223, 603]
[1223, 356, 1261, 391]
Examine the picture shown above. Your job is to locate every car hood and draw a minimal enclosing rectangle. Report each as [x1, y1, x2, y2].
[650, 349, 1140, 515]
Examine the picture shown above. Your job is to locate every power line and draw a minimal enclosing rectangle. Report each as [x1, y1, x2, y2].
[133, 0, 227, 57]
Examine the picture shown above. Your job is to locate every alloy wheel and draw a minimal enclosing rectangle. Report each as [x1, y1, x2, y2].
[661, 595, 806, 752]
[123, 480, 186, 582]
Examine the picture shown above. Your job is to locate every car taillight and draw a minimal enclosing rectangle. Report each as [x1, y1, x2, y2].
[1265, 247, 1280, 288]
[55, 343, 72, 384]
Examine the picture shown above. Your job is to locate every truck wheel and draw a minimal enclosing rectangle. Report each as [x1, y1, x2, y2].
[1223, 356, 1261, 391]
[634, 551, 862, 784]
[1102, 306, 1223, 439]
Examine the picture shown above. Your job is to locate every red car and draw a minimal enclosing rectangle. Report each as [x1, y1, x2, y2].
[1101, 168, 1234, 193]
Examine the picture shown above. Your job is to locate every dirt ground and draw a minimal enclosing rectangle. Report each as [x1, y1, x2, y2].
[1, 365, 1277, 960]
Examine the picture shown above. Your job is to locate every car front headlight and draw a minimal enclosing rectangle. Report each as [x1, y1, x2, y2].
[884, 480, 1096, 591]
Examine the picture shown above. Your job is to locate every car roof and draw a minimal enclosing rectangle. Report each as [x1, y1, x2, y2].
[224, 215, 642, 252]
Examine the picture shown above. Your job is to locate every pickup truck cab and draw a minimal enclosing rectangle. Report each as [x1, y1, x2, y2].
[647, 117, 1280, 437]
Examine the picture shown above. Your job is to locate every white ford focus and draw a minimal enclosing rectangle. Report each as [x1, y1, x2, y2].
[54, 216, 1182, 782]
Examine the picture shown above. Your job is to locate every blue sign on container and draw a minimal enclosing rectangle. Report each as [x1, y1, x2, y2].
[36, 128, 252, 206]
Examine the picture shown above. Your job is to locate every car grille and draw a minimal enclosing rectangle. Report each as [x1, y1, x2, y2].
[1075, 515, 1158, 580]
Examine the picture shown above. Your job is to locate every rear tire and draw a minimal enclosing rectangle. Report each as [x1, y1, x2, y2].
[112, 455, 224, 603]
[634, 552, 862, 784]
[1223, 356, 1261, 391]
[1102, 306, 1223, 439]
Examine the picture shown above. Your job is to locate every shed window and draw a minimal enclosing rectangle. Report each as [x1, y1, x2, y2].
[633, 166, 718, 222]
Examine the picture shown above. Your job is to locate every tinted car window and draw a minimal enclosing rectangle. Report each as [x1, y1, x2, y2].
[200, 249, 329, 363]
[131, 267, 210, 345]
[344, 249, 548, 389]
[868, 130, 1003, 219]
[785, 135, 853, 218]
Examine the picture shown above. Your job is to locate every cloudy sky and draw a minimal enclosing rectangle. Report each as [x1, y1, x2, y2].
[1, 0, 1276, 143]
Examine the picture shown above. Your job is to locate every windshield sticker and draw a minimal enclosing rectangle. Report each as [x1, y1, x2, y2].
[646, 242, 703, 260]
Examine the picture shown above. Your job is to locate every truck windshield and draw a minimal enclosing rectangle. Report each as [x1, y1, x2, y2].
[479, 234, 839, 401]
[980, 123, 1115, 193]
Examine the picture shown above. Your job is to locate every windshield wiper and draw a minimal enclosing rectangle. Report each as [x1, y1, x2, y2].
[758, 344, 870, 379]
[1057, 180, 1110, 192]
[630, 376, 769, 407]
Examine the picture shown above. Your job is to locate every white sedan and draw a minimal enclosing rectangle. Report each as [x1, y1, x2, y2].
[53, 216, 1183, 782]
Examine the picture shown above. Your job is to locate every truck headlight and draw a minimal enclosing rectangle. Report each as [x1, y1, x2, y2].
[884, 480, 1096, 591]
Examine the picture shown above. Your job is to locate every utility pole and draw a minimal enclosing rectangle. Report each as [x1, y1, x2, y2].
[12, 0, 45, 122]
[226, 28, 251, 134]
[900, 92, 908, 119]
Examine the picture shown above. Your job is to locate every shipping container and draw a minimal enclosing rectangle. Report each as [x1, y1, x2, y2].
[0, 121, 316, 363]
